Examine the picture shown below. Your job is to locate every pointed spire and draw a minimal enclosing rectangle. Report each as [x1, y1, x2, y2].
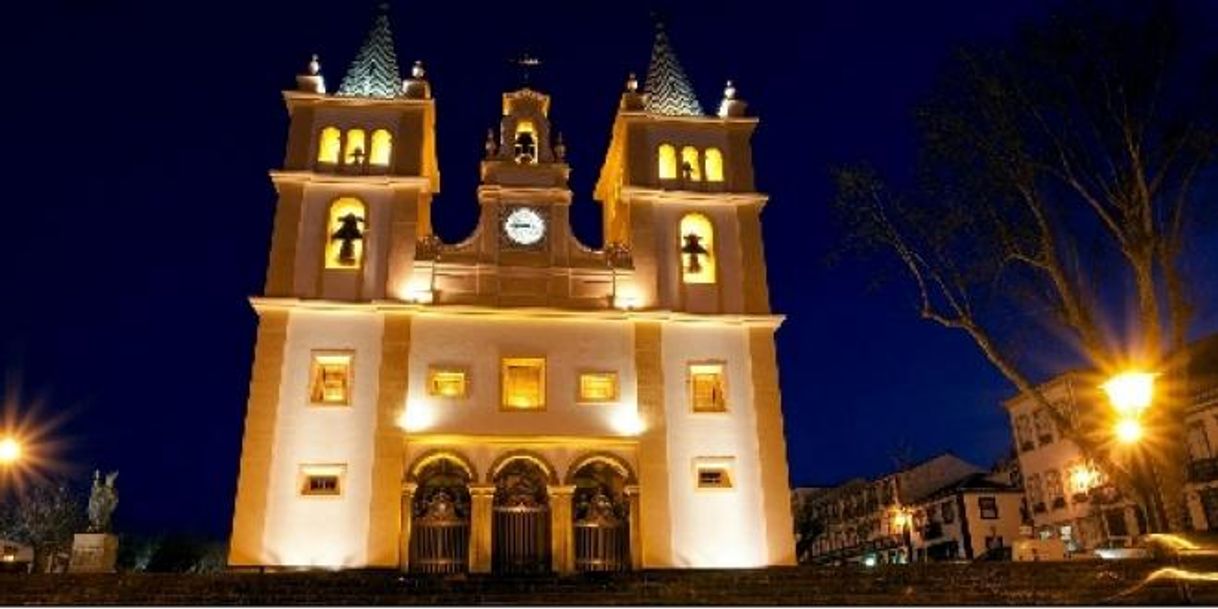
[338, 4, 402, 98]
[643, 19, 704, 117]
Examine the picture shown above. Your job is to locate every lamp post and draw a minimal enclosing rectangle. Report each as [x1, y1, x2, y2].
[1101, 371, 1167, 534]
[891, 507, 913, 564]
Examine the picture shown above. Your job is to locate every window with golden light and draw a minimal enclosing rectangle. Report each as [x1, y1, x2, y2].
[689, 362, 726, 413]
[578, 372, 618, 403]
[678, 213, 716, 284]
[657, 144, 677, 180]
[369, 129, 392, 166]
[317, 126, 341, 164]
[501, 357, 545, 410]
[343, 128, 367, 165]
[681, 146, 702, 181]
[324, 198, 366, 269]
[428, 367, 468, 398]
[704, 147, 724, 182]
[299, 464, 346, 496]
[309, 352, 353, 405]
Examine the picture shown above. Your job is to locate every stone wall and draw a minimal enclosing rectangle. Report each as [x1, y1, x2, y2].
[0, 559, 1215, 605]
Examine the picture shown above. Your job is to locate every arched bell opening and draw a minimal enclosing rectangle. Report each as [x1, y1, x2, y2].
[570, 460, 631, 572]
[491, 458, 552, 574]
[409, 458, 472, 574]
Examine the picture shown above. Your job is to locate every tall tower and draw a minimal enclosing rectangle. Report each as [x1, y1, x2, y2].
[230, 8, 794, 571]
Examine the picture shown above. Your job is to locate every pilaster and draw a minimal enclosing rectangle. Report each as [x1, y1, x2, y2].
[748, 326, 796, 565]
[469, 484, 496, 573]
[634, 321, 672, 566]
[365, 313, 411, 566]
[399, 482, 417, 572]
[548, 485, 576, 573]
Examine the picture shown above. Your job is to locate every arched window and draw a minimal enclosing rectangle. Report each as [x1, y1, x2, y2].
[704, 147, 724, 182]
[681, 146, 702, 181]
[369, 129, 393, 166]
[678, 213, 715, 284]
[657, 144, 677, 180]
[317, 127, 341, 164]
[344, 129, 367, 166]
[325, 198, 367, 269]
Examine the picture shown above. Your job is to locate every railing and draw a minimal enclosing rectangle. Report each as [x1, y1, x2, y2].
[1188, 458, 1218, 483]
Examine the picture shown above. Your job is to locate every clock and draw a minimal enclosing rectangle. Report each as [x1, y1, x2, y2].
[502, 206, 547, 246]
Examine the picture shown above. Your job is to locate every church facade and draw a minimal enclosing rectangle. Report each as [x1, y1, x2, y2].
[229, 8, 795, 572]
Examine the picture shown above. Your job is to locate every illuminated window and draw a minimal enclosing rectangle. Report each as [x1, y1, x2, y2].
[679, 213, 716, 284]
[681, 146, 702, 181]
[694, 458, 734, 490]
[657, 144, 677, 179]
[369, 129, 393, 166]
[300, 465, 346, 496]
[502, 357, 545, 410]
[318, 126, 341, 164]
[704, 147, 724, 182]
[578, 372, 618, 403]
[1033, 408, 1055, 445]
[689, 362, 726, 413]
[309, 352, 353, 405]
[324, 198, 366, 269]
[428, 368, 468, 398]
[344, 128, 367, 165]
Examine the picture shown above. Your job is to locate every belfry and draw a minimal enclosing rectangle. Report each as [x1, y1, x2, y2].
[229, 6, 795, 571]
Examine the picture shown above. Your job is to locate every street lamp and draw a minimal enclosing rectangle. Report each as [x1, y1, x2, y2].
[0, 436, 21, 465]
[1101, 370, 1165, 533]
[891, 507, 913, 564]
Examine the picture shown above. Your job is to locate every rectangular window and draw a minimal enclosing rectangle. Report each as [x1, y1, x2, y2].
[578, 371, 618, 403]
[502, 357, 545, 410]
[299, 465, 346, 497]
[941, 501, 956, 524]
[693, 457, 735, 490]
[689, 363, 727, 413]
[428, 367, 468, 398]
[979, 497, 999, 520]
[309, 352, 353, 405]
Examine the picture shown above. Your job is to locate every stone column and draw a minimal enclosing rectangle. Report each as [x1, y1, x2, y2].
[625, 485, 642, 570]
[468, 484, 495, 573]
[399, 483, 417, 572]
[549, 485, 576, 573]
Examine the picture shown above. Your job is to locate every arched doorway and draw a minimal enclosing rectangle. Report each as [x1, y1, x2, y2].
[409, 457, 471, 573]
[492, 458, 551, 574]
[569, 459, 631, 571]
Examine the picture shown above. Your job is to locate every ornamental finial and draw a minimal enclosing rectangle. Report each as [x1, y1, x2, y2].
[308, 54, 321, 76]
[412, 60, 425, 79]
[626, 72, 639, 92]
[724, 80, 736, 100]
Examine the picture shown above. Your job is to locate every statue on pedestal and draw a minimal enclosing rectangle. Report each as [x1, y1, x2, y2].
[87, 471, 119, 533]
[70, 470, 120, 573]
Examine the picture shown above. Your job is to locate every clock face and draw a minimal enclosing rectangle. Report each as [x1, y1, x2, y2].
[503, 207, 546, 246]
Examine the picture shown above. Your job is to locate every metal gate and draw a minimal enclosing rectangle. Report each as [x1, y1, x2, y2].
[492, 460, 551, 574]
[410, 489, 469, 573]
[573, 491, 629, 571]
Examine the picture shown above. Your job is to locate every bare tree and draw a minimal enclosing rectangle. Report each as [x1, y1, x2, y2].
[834, 2, 1217, 531]
[0, 480, 87, 572]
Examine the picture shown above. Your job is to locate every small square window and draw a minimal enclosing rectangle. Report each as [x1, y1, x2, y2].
[689, 363, 726, 413]
[502, 357, 545, 410]
[693, 457, 735, 490]
[428, 368, 468, 398]
[309, 352, 353, 405]
[979, 497, 999, 520]
[300, 465, 345, 496]
[579, 372, 618, 403]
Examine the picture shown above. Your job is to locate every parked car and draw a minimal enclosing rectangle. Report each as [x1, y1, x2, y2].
[1093, 538, 1151, 560]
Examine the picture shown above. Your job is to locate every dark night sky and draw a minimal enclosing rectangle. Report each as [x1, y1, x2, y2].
[2, 0, 1217, 538]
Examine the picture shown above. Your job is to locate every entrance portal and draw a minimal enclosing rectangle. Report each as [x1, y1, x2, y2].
[409, 458, 471, 573]
[570, 460, 630, 571]
[492, 458, 551, 574]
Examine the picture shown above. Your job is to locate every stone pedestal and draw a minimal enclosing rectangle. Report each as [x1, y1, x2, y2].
[68, 533, 117, 573]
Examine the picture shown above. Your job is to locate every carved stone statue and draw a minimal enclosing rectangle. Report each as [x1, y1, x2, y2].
[86, 470, 119, 533]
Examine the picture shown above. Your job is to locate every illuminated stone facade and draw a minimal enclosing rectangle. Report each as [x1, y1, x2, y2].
[228, 9, 795, 571]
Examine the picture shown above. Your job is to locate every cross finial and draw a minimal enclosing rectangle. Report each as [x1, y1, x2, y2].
[514, 53, 542, 86]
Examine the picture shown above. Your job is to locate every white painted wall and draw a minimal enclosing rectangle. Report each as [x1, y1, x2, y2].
[261, 310, 384, 567]
[293, 183, 397, 301]
[661, 323, 766, 567]
[404, 315, 640, 439]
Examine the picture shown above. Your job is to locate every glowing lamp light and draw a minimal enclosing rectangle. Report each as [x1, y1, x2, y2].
[610, 408, 646, 436]
[0, 437, 21, 465]
[397, 403, 435, 433]
[1069, 465, 1099, 493]
[1102, 371, 1156, 417]
[891, 511, 910, 530]
[1115, 418, 1144, 445]
[614, 293, 640, 311]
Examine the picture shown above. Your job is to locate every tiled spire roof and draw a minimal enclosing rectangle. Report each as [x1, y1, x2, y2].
[337, 5, 402, 98]
[643, 20, 704, 117]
